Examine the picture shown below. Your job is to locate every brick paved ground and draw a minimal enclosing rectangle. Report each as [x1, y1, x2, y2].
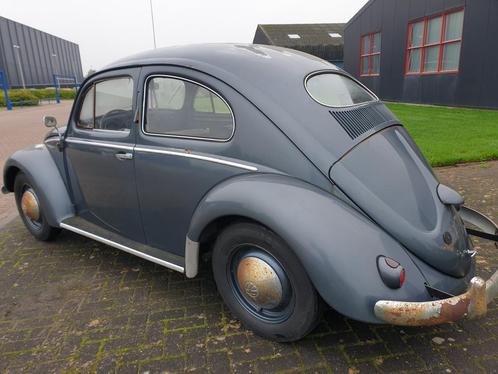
[0, 104, 497, 373]
[0, 102, 73, 227]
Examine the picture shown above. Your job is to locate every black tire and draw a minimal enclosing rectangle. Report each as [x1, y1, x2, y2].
[14, 172, 60, 241]
[212, 222, 322, 342]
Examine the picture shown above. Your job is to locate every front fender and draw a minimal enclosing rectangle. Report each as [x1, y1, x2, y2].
[3, 145, 73, 227]
[188, 173, 431, 323]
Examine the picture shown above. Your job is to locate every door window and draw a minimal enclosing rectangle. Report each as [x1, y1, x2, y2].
[77, 77, 134, 132]
[144, 76, 234, 140]
[78, 86, 94, 129]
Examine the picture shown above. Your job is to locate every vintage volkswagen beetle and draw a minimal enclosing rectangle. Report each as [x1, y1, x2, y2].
[3, 44, 498, 342]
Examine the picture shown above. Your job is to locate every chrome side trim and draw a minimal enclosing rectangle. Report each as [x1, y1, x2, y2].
[65, 137, 134, 151]
[92, 128, 131, 135]
[141, 74, 236, 143]
[134, 146, 258, 171]
[60, 223, 184, 273]
[185, 237, 200, 278]
[44, 138, 59, 144]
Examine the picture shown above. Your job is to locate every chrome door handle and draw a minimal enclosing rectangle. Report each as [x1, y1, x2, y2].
[115, 152, 133, 160]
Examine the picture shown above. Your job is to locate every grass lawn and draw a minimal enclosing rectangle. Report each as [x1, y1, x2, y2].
[386, 103, 498, 167]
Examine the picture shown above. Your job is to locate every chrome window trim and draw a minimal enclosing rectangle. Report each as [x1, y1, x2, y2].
[60, 223, 184, 273]
[304, 70, 380, 109]
[134, 146, 258, 171]
[65, 137, 134, 151]
[141, 74, 236, 142]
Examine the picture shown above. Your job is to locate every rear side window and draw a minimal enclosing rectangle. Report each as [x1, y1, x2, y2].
[305, 73, 376, 107]
[193, 88, 231, 114]
[144, 76, 234, 141]
[77, 77, 134, 132]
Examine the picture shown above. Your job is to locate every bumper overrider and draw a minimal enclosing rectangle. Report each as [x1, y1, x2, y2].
[374, 207, 498, 326]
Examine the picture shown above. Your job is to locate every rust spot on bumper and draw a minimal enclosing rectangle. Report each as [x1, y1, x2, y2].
[375, 207, 498, 327]
[374, 276, 491, 326]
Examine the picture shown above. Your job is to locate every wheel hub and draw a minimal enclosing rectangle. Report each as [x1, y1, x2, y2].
[21, 189, 40, 221]
[236, 256, 283, 309]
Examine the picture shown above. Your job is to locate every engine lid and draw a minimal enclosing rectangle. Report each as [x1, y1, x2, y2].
[329, 125, 472, 277]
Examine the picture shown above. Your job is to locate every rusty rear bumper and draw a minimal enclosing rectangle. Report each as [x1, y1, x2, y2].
[374, 206, 498, 326]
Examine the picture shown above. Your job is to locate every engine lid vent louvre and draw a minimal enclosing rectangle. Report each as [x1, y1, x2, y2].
[330, 103, 397, 139]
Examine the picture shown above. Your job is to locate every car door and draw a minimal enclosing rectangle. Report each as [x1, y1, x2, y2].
[134, 67, 252, 255]
[64, 68, 145, 242]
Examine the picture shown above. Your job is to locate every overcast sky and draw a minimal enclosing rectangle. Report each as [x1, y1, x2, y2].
[0, 0, 366, 73]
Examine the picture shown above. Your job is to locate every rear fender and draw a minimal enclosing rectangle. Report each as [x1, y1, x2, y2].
[188, 173, 430, 323]
[3, 145, 73, 227]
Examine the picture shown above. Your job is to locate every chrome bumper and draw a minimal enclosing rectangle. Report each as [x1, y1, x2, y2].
[374, 206, 498, 326]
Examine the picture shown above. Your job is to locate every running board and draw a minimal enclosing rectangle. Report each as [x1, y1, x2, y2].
[60, 217, 185, 274]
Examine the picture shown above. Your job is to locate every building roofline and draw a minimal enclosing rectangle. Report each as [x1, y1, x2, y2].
[256, 24, 274, 44]
[345, 0, 377, 29]
[0, 16, 80, 47]
[254, 23, 345, 47]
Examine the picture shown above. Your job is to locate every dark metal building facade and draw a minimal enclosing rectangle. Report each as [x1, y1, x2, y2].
[0, 16, 83, 88]
[253, 23, 345, 67]
[344, 0, 498, 109]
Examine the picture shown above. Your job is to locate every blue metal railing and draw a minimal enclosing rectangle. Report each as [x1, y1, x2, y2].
[0, 71, 12, 111]
[53, 74, 79, 104]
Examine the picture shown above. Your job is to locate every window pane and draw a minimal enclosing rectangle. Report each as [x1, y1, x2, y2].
[423, 46, 440, 72]
[372, 33, 381, 53]
[371, 54, 380, 74]
[410, 21, 424, 47]
[146, 77, 233, 140]
[408, 48, 421, 73]
[94, 78, 133, 131]
[361, 56, 370, 75]
[148, 78, 185, 110]
[362, 35, 370, 54]
[193, 87, 230, 113]
[194, 88, 215, 113]
[442, 42, 461, 71]
[212, 95, 230, 113]
[445, 10, 464, 40]
[78, 86, 94, 129]
[306, 73, 376, 107]
[426, 16, 443, 44]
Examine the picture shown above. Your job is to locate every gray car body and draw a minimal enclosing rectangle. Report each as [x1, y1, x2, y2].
[2, 44, 475, 324]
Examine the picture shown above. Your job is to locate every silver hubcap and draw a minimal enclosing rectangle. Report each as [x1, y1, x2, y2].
[21, 189, 40, 221]
[236, 256, 283, 309]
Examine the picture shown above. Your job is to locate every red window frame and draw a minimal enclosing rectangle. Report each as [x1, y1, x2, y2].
[360, 32, 381, 77]
[405, 7, 464, 75]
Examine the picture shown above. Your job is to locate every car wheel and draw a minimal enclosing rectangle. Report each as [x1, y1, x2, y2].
[14, 172, 60, 241]
[212, 222, 322, 342]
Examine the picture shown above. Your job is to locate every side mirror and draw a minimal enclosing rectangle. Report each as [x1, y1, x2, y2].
[43, 115, 58, 128]
[42, 115, 64, 151]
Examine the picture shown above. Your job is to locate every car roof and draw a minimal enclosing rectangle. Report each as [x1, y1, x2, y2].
[101, 44, 377, 173]
[104, 43, 336, 81]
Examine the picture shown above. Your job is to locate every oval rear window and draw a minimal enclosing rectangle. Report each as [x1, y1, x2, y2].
[306, 73, 377, 107]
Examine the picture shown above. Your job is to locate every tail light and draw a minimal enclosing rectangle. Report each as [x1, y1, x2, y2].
[377, 256, 405, 289]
